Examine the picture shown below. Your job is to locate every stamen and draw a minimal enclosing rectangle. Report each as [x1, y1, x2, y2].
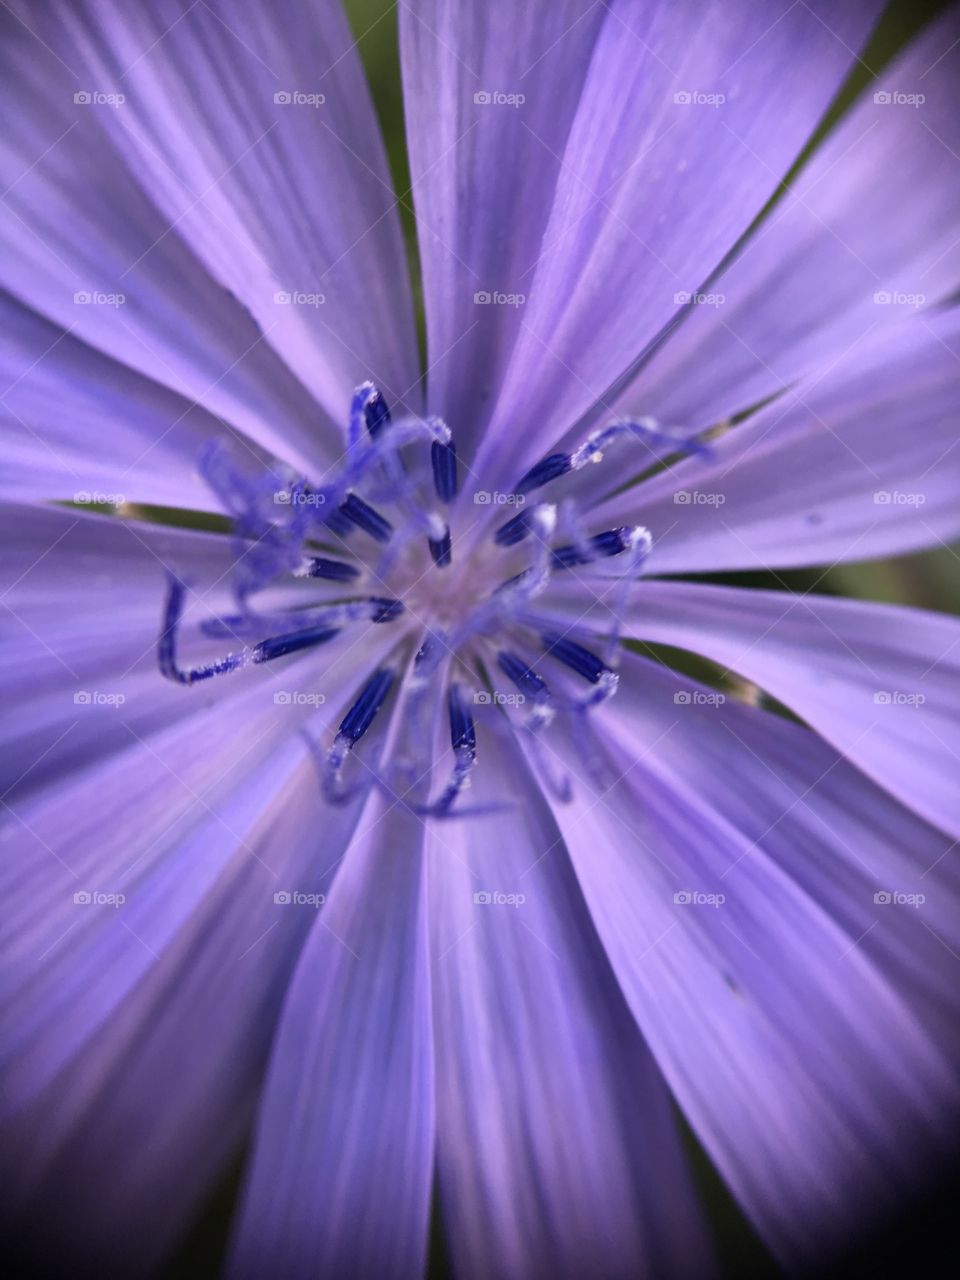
[497, 650, 548, 699]
[570, 417, 710, 471]
[551, 527, 633, 569]
[431, 439, 458, 502]
[514, 451, 572, 495]
[363, 386, 391, 439]
[494, 509, 530, 546]
[253, 624, 342, 662]
[428, 529, 452, 567]
[324, 666, 396, 803]
[336, 492, 393, 542]
[540, 632, 610, 684]
[415, 682, 478, 816]
[301, 556, 361, 582]
[158, 576, 340, 686]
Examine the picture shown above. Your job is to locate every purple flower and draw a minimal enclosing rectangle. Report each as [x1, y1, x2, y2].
[2, 1, 959, 1277]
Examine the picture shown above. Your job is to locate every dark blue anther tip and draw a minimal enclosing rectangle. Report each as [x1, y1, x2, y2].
[448, 685, 477, 754]
[497, 650, 548, 698]
[541, 632, 608, 684]
[369, 597, 405, 623]
[305, 556, 360, 582]
[514, 452, 572, 496]
[338, 492, 394, 543]
[431, 439, 458, 502]
[364, 388, 391, 439]
[339, 667, 395, 744]
[429, 529, 452, 567]
[254, 624, 341, 663]
[493, 510, 530, 546]
[323, 507, 355, 537]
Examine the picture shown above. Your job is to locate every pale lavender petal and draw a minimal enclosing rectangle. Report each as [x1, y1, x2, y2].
[613, 8, 960, 434]
[227, 800, 434, 1280]
[588, 307, 960, 572]
[467, 0, 882, 491]
[1, 728, 366, 1274]
[622, 582, 960, 839]
[544, 655, 958, 1264]
[400, 0, 607, 451]
[428, 729, 712, 1278]
[1, 0, 417, 461]
[0, 295, 278, 507]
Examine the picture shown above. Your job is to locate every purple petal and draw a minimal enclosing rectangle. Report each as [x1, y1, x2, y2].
[587, 307, 960, 572]
[0, 295, 283, 507]
[613, 8, 960, 434]
[427, 728, 712, 1278]
[0, 728, 366, 1273]
[465, 0, 882, 491]
[400, 0, 608, 453]
[622, 581, 960, 839]
[1, 0, 417, 454]
[545, 655, 958, 1264]
[227, 799, 435, 1280]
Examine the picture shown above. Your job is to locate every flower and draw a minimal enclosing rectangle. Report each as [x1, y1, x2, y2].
[1, 1, 959, 1277]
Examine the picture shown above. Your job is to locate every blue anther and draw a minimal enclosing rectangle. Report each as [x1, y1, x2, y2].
[339, 667, 395, 744]
[541, 632, 609, 684]
[497, 651, 548, 698]
[431, 439, 458, 502]
[368, 597, 405, 623]
[254, 625, 341, 663]
[159, 577, 244, 684]
[305, 556, 361, 582]
[337, 492, 394, 542]
[514, 452, 572, 495]
[323, 506, 355, 537]
[429, 529, 452, 567]
[494, 510, 531, 546]
[448, 684, 477, 754]
[551, 527, 632, 569]
[364, 387, 391, 439]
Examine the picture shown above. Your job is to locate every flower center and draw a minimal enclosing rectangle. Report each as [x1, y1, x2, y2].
[157, 383, 701, 814]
